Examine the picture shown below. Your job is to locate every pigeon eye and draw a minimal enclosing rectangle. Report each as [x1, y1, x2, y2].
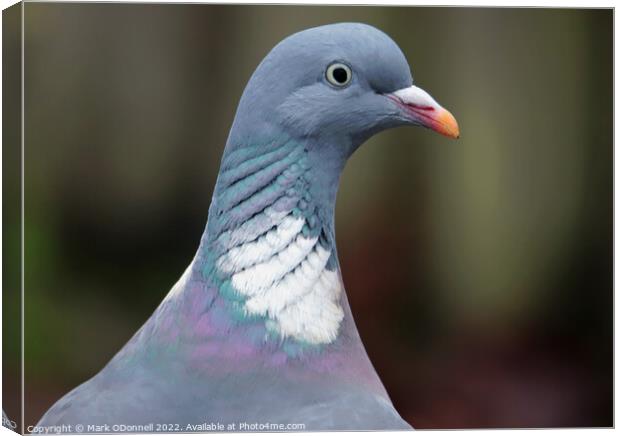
[326, 63, 352, 87]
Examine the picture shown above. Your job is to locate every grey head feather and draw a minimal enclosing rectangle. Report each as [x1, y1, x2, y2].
[229, 22, 413, 157]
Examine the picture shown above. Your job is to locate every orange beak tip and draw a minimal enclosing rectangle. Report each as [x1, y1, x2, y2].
[437, 108, 460, 139]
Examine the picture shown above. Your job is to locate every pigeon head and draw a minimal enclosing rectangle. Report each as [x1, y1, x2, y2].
[229, 22, 459, 161]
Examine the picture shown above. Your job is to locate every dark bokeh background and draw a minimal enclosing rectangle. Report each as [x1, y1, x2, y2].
[4, 4, 612, 429]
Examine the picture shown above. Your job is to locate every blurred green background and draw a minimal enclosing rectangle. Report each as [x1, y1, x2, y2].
[4, 4, 612, 429]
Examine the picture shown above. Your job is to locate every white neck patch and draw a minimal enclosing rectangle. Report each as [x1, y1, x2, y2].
[216, 214, 344, 345]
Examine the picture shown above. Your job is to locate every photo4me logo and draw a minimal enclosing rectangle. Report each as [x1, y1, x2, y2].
[238, 422, 306, 431]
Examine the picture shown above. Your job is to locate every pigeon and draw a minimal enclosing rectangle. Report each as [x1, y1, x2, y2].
[37, 22, 459, 432]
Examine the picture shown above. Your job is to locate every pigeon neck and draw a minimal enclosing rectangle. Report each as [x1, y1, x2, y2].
[204, 134, 347, 258]
[191, 135, 362, 350]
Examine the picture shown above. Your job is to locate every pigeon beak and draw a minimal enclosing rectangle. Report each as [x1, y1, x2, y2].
[387, 85, 460, 139]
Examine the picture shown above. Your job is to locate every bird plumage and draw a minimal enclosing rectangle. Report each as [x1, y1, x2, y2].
[38, 22, 459, 431]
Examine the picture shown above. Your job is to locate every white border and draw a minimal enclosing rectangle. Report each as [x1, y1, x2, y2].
[0, 1, 615, 436]
[0, 0, 616, 6]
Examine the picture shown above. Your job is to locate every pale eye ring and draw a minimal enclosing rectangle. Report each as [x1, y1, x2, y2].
[326, 63, 352, 87]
